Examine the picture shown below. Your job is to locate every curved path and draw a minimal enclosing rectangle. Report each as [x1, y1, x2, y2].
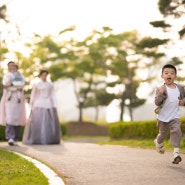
[0, 141, 185, 185]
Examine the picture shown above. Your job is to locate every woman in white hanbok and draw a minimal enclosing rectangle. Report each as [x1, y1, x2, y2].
[23, 70, 61, 144]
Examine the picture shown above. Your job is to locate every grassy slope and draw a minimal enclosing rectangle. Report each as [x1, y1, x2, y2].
[0, 149, 48, 185]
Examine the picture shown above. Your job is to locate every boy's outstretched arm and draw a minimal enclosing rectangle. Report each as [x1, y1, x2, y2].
[155, 85, 166, 106]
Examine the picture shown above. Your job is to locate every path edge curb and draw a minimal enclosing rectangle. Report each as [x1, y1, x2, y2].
[13, 151, 65, 185]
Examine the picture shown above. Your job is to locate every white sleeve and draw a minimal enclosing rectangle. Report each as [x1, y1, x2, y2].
[51, 83, 57, 108]
[2, 73, 11, 85]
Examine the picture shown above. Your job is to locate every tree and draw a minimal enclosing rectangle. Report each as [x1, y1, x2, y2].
[26, 27, 166, 122]
[0, 4, 9, 97]
[50, 28, 111, 122]
[82, 79, 116, 121]
[101, 29, 167, 121]
[150, 0, 185, 76]
[16, 26, 76, 98]
[0, 4, 9, 61]
[0, 3, 25, 97]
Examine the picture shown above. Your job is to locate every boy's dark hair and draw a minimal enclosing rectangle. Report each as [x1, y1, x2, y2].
[162, 64, 177, 74]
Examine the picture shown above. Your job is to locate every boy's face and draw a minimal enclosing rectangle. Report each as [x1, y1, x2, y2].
[11, 65, 18, 72]
[161, 68, 176, 85]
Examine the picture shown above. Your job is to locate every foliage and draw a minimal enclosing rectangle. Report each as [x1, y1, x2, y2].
[108, 119, 185, 139]
[0, 3, 21, 60]
[0, 150, 48, 185]
[0, 4, 7, 22]
[13, 27, 166, 122]
[0, 4, 9, 88]
[0, 125, 6, 140]
[150, 0, 185, 79]
[3, 1, 176, 123]
[150, 20, 171, 28]
[108, 120, 158, 139]
[136, 37, 169, 48]
[105, 30, 165, 121]
[158, 0, 185, 18]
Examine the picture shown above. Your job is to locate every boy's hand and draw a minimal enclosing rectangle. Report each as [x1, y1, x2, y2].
[157, 86, 165, 94]
[179, 99, 185, 106]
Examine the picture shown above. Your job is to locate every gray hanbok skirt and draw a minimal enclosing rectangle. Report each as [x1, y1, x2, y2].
[22, 107, 62, 144]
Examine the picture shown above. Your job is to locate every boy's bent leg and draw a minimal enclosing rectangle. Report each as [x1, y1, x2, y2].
[169, 119, 182, 164]
[169, 119, 182, 148]
[154, 139, 165, 154]
[156, 120, 169, 144]
[154, 120, 169, 154]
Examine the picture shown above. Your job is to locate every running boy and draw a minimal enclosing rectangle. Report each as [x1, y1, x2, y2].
[154, 64, 184, 164]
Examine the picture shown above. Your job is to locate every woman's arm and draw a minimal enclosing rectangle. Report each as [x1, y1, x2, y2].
[30, 84, 37, 109]
[50, 83, 57, 108]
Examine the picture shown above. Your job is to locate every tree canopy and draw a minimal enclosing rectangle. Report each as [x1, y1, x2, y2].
[2, 1, 185, 122]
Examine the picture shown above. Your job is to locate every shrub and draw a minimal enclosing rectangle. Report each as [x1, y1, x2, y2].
[109, 119, 185, 139]
[0, 126, 5, 140]
[61, 123, 67, 136]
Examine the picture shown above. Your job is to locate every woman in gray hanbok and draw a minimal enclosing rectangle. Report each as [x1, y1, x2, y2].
[23, 70, 61, 144]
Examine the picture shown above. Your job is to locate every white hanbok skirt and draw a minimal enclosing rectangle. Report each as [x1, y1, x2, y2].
[22, 107, 61, 144]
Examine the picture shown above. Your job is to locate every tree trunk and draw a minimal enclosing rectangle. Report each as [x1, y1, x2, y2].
[119, 101, 124, 121]
[72, 79, 84, 122]
[128, 105, 133, 121]
[95, 106, 99, 121]
[79, 101, 83, 122]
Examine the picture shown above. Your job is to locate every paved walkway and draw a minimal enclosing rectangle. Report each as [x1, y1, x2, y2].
[0, 141, 185, 185]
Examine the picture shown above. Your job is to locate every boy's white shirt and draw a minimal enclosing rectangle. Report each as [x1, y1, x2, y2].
[157, 85, 180, 122]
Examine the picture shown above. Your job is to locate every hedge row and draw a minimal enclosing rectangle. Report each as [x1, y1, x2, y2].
[108, 119, 185, 139]
[0, 124, 66, 141]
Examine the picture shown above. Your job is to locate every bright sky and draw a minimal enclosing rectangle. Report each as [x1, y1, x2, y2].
[2, 0, 162, 40]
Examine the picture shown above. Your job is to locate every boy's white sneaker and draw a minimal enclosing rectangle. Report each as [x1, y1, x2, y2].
[154, 139, 165, 154]
[172, 153, 182, 164]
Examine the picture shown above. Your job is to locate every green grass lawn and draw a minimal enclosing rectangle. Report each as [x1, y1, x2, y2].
[63, 136, 185, 154]
[0, 149, 48, 185]
[99, 139, 185, 154]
